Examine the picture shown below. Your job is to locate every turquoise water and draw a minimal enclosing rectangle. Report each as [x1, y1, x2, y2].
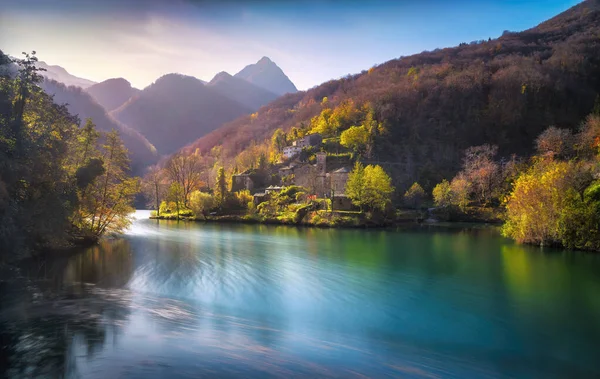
[2, 210, 600, 378]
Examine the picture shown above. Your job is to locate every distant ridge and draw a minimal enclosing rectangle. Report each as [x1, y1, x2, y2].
[207, 71, 279, 110]
[36, 61, 96, 88]
[86, 78, 140, 112]
[110, 73, 252, 156]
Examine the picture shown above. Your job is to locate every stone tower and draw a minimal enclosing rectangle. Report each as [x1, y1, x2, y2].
[315, 152, 327, 174]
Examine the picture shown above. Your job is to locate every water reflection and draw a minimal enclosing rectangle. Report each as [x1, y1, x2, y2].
[1, 213, 600, 378]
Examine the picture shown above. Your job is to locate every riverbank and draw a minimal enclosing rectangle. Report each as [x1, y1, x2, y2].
[151, 209, 423, 228]
[149, 206, 503, 228]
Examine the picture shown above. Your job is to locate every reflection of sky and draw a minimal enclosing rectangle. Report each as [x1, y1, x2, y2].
[0, 0, 582, 90]
[55, 213, 600, 378]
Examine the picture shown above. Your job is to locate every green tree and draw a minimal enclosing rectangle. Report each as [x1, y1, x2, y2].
[363, 165, 394, 212]
[189, 190, 215, 219]
[345, 161, 365, 210]
[340, 125, 369, 154]
[346, 162, 394, 212]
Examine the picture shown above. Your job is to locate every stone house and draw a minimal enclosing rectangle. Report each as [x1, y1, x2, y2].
[330, 167, 350, 195]
[292, 133, 322, 148]
[283, 146, 302, 159]
[231, 172, 254, 192]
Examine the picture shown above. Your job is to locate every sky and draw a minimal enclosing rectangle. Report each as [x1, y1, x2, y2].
[0, 0, 583, 90]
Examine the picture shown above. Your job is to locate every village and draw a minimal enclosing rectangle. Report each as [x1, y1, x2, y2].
[231, 133, 356, 211]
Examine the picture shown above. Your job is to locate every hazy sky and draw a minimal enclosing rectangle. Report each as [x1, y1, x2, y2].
[0, 0, 582, 90]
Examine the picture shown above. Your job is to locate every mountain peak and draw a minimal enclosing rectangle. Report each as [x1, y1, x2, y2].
[257, 56, 273, 65]
[234, 57, 297, 96]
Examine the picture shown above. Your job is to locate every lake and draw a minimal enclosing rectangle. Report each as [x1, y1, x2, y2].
[1, 210, 600, 378]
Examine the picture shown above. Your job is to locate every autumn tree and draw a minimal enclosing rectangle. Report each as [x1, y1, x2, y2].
[346, 162, 394, 212]
[141, 165, 168, 216]
[432, 179, 453, 207]
[462, 144, 501, 204]
[271, 128, 287, 154]
[214, 166, 227, 208]
[404, 182, 426, 209]
[535, 127, 574, 158]
[340, 125, 369, 154]
[78, 129, 140, 237]
[164, 152, 203, 207]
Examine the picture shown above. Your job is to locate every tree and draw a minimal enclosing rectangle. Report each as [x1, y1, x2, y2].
[404, 182, 426, 209]
[166, 182, 185, 219]
[271, 128, 287, 153]
[340, 125, 369, 154]
[432, 179, 453, 207]
[347, 162, 394, 212]
[189, 190, 214, 219]
[462, 144, 500, 204]
[78, 129, 140, 236]
[535, 127, 573, 158]
[345, 161, 365, 210]
[362, 165, 394, 212]
[214, 166, 227, 208]
[141, 165, 167, 216]
[450, 175, 471, 211]
[164, 152, 203, 207]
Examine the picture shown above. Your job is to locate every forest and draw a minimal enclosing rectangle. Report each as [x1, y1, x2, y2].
[0, 51, 139, 261]
[182, 0, 600, 192]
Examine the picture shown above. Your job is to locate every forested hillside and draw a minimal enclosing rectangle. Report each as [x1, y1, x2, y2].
[86, 78, 140, 112]
[1, 51, 140, 259]
[183, 0, 600, 191]
[111, 73, 252, 156]
[41, 80, 158, 174]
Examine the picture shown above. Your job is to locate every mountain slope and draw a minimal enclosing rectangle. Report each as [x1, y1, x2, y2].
[85, 78, 140, 112]
[36, 61, 96, 88]
[234, 57, 297, 96]
[207, 71, 279, 110]
[111, 73, 252, 156]
[184, 0, 600, 191]
[41, 79, 158, 173]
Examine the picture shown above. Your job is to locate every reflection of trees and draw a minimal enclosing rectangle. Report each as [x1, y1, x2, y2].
[0, 286, 132, 378]
[63, 239, 134, 288]
[0, 239, 135, 378]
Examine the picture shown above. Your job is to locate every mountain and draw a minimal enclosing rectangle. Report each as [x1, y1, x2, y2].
[36, 61, 96, 88]
[183, 0, 600, 191]
[41, 79, 158, 173]
[207, 71, 279, 110]
[234, 57, 297, 96]
[111, 73, 253, 156]
[86, 78, 140, 112]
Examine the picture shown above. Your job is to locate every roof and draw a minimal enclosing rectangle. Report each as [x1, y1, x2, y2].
[333, 167, 351, 173]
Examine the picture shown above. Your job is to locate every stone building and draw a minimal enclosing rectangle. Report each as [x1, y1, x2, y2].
[292, 133, 322, 148]
[231, 172, 254, 192]
[330, 167, 350, 195]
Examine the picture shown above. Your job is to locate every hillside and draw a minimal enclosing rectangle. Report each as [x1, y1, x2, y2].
[184, 0, 600, 191]
[234, 57, 298, 96]
[41, 79, 158, 173]
[85, 78, 140, 112]
[36, 61, 96, 88]
[111, 73, 252, 156]
[207, 71, 279, 110]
